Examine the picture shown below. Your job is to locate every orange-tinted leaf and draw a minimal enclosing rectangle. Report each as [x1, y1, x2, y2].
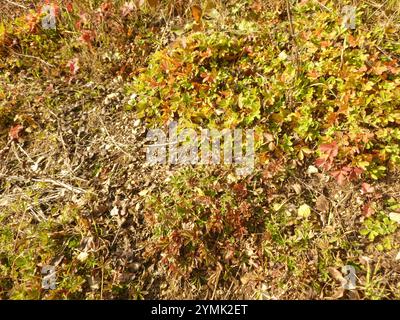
[319, 141, 338, 158]
[148, 0, 159, 8]
[320, 40, 331, 48]
[100, 2, 112, 13]
[80, 30, 94, 44]
[250, 1, 262, 13]
[326, 112, 338, 125]
[386, 60, 400, 75]
[372, 62, 387, 75]
[191, 5, 202, 23]
[308, 70, 319, 79]
[66, 1, 73, 13]
[347, 34, 357, 48]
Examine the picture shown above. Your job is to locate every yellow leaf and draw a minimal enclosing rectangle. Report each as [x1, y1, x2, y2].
[298, 204, 311, 218]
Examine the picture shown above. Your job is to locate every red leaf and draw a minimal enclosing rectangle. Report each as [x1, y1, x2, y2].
[361, 182, 375, 194]
[315, 157, 332, 171]
[340, 165, 352, 173]
[362, 202, 375, 217]
[319, 141, 338, 159]
[348, 166, 363, 181]
[79, 30, 94, 44]
[331, 169, 348, 186]
[75, 14, 89, 31]
[67, 58, 79, 75]
[316, 141, 339, 171]
[66, 1, 73, 13]
[9, 124, 24, 141]
[233, 183, 248, 199]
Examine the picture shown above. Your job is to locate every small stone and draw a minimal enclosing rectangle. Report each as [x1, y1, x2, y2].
[77, 251, 88, 262]
[110, 206, 119, 216]
[307, 165, 319, 175]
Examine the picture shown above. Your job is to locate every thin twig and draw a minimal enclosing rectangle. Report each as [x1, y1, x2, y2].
[97, 116, 135, 158]
[366, 0, 389, 20]
[9, 50, 55, 68]
[0, 140, 12, 157]
[313, 0, 333, 12]
[32, 178, 87, 194]
[5, 0, 27, 9]
[375, 45, 399, 62]
[340, 36, 347, 70]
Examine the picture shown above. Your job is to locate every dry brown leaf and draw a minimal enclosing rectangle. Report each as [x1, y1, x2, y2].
[191, 5, 202, 23]
[292, 183, 301, 195]
[330, 287, 344, 299]
[240, 272, 263, 285]
[316, 195, 330, 212]
[348, 290, 360, 300]
[328, 267, 346, 284]
[147, 0, 159, 8]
